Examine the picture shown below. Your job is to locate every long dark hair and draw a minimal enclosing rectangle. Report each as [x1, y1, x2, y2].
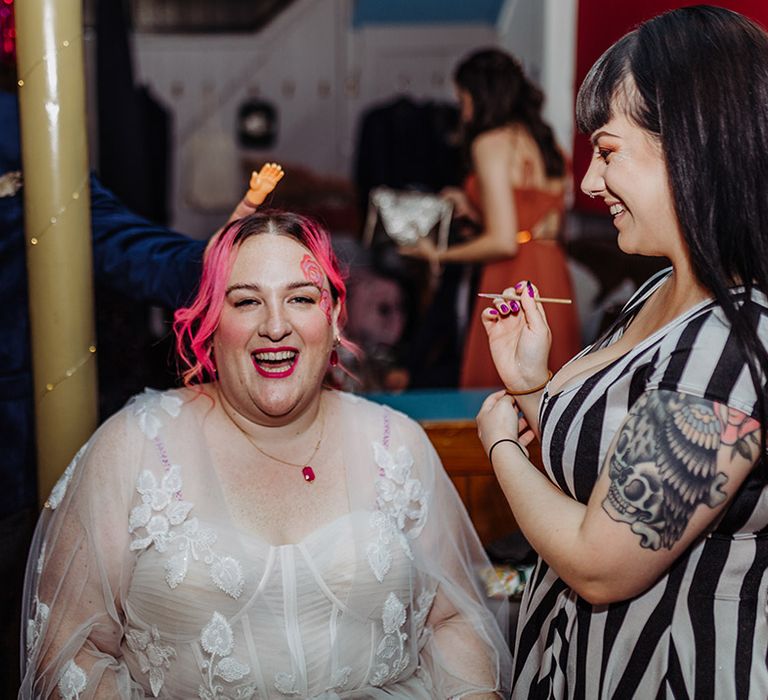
[576, 5, 768, 461]
[454, 48, 565, 178]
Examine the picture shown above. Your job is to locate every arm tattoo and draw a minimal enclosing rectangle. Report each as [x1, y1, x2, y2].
[602, 392, 759, 551]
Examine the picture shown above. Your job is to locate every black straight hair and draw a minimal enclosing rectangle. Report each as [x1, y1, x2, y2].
[454, 48, 565, 178]
[577, 5, 768, 464]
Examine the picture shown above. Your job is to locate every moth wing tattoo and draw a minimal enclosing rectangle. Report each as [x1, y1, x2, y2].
[603, 392, 730, 551]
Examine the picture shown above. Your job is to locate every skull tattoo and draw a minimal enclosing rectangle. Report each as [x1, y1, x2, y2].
[603, 391, 728, 550]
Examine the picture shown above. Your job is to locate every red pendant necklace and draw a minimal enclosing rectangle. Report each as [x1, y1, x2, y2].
[230, 404, 325, 483]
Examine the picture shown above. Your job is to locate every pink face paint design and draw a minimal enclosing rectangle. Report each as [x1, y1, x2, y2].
[300, 254, 333, 325]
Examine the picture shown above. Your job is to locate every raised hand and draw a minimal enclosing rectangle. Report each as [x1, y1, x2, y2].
[208, 163, 286, 261]
[244, 162, 285, 207]
[480, 279, 552, 393]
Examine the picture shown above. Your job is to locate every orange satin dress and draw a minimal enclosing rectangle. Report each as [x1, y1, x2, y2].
[459, 174, 581, 388]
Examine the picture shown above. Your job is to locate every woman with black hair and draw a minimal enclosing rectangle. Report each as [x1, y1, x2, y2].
[475, 6, 768, 698]
[401, 48, 581, 387]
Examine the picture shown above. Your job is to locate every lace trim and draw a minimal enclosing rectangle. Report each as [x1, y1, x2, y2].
[129, 463, 245, 598]
[125, 625, 177, 697]
[273, 665, 351, 698]
[25, 595, 49, 664]
[366, 441, 428, 582]
[198, 612, 256, 699]
[128, 396, 245, 599]
[274, 671, 300, 695]
[46, 443, 87, 509]
[413, 588, 436, 629]
[132, 389, 183, 439]
[369, 592, 409, 686]
[58, 659, 87, 700]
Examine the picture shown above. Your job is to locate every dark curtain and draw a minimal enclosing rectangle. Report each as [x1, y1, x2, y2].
[96, 0, 176, 419]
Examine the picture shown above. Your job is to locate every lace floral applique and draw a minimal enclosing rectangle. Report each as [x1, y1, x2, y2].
[198, 612, 256, 700]
[25, 595, 49, 663]
[26, 544, 50, 664]
[369, 592, 409, 686]
[46, 443, 87, 510]
[274, 672, 300, 695]
[58, 659, 87, 700]
[132, 389, 183, 439]
[274, 664, 351, 698]
[329, 666, 352, 691]
[367, 442, 428, 582]
[129, 466, 245, 598]
[125, 625, 176, 697]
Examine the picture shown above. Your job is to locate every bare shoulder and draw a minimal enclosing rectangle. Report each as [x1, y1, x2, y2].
[471, 128, 514, 160]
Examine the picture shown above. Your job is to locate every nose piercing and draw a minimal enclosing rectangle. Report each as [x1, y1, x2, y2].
[587, 192, 597, 199]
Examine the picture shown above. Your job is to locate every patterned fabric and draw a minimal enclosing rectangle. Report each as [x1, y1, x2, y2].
[512, 269, 768, 699]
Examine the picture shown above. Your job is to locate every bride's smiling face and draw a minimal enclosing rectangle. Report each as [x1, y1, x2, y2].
[213, 233, 339, 424]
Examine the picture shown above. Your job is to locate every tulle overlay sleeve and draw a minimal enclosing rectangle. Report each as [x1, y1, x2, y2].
[19, 389, 511, 699]
[363, 401, 512, 698]
[20, 399, 151, 698]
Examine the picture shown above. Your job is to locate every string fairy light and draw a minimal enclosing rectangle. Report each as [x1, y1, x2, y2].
[14, 0, 99, 509]
[39, 344, 97, 400]
[16, 26, 95, 400]
[26, 174, 89, 247]
[15, 33, 80, 87]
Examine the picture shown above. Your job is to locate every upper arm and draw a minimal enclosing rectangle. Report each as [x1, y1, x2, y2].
[24, 416, 136, 696]
[575, 389, 761, 603]
[89, 175, 205, 308]
[471, 132, 518, 250]
[401, 419, 509, 696]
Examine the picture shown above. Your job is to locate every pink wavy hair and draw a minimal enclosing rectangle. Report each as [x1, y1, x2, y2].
[173, 210, 353, 387]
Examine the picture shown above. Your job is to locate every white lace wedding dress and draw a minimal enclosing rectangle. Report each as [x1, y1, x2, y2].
[20, 389, 510, 699]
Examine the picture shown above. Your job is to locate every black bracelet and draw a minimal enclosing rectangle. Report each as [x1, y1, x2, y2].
[488, 438, 529, 467]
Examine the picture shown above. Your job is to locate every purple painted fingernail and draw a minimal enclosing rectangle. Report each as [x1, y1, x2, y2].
[527, 281, 535, 298]
[499, 303, 510, 314]
[514, 282, 524, 292]
[489, 308, 499, 316]
[510, 301, 520, 313]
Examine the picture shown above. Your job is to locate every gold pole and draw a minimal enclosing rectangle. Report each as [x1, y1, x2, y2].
[15, 0, 98, 505]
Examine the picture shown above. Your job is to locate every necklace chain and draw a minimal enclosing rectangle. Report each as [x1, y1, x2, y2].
[225, 401, 326, 471]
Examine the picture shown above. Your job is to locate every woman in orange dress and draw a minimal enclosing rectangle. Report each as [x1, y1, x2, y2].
[402, 49, 581, 387]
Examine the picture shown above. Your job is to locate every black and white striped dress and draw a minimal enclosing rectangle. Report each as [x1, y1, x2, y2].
[512, 269, 768, 699]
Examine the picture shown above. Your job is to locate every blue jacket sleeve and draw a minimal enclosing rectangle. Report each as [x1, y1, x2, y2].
[90, 175, 206, 309]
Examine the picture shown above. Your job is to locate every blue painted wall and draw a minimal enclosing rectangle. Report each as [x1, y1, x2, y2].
[352, 0, 504, 27]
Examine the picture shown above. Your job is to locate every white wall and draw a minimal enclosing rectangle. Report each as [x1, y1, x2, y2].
[130, 0, 499, 235]
[540, 0, 578, 159]
[133, 0, 347, 236]
[497, 0, 577, 158]
[128, 0, 574, 237]
[496, 0, 545, 85]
